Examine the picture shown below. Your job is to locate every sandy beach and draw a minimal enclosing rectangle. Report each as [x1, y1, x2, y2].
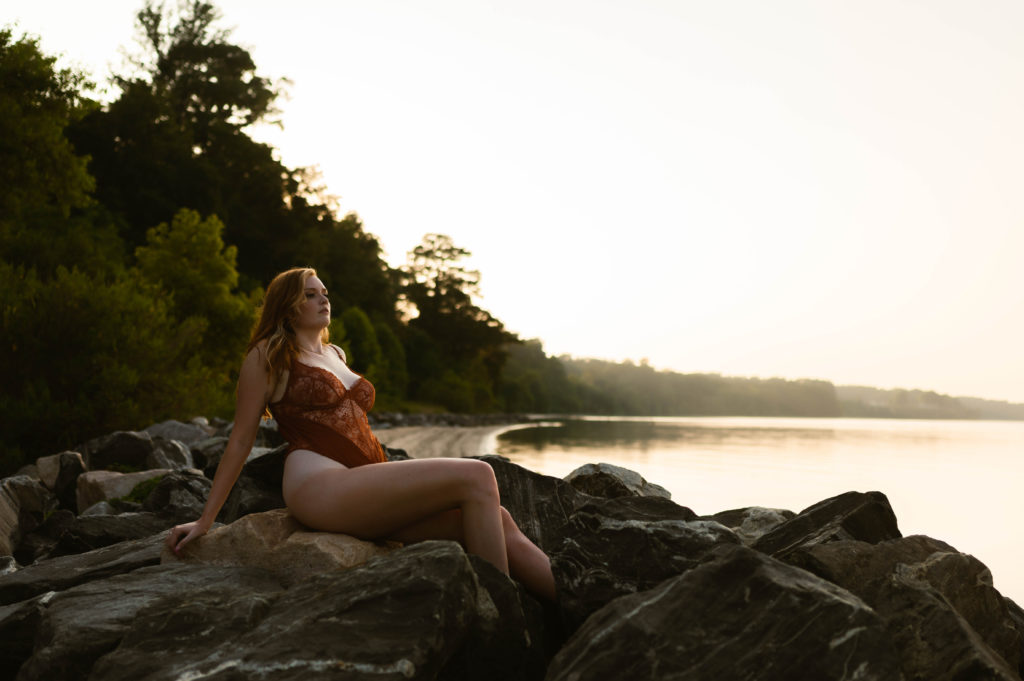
[375, 424, 520, 459]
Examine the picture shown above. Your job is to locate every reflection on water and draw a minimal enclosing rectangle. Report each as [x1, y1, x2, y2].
[496, 416, 1024, 604]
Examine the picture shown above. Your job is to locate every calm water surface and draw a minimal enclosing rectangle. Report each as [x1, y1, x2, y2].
[495, 416, 1024, 604]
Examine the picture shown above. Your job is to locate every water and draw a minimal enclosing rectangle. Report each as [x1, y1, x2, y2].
[496, 416, 1024, 604]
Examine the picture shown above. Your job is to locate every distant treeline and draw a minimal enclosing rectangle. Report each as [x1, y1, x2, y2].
[501, 342, 1024, 422]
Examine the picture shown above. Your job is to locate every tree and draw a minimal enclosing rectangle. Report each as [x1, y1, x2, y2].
[134, 208, 257, 400]
[0, 28, 124, 275]
[402, 234, 516, 366]
[0, 263, 212, 471]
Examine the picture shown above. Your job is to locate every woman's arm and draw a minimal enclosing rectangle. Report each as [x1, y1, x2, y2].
[165, 346, 273, 554]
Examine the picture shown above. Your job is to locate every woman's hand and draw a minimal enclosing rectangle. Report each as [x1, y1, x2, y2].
[165, 519, 211, 555]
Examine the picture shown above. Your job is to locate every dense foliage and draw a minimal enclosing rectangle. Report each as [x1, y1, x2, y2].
[1, 5, 1018, 473]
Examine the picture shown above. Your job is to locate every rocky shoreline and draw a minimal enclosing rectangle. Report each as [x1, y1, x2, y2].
[1, 417, 1022, 680]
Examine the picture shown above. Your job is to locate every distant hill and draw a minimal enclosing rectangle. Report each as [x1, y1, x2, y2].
[835, 385, 1024, 421]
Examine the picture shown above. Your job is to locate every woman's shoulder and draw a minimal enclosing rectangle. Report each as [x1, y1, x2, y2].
[329, 343, 347, 362]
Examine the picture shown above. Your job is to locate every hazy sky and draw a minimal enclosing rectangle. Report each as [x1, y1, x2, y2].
[11, 1, 1024, 402]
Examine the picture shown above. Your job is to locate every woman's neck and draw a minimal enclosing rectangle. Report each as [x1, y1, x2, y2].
[294, 329, 324, 355]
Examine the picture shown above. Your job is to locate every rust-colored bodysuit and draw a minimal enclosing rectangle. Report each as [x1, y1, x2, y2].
[270, 350, 386, 467]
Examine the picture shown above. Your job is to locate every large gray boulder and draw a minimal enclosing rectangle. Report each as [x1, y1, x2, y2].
[84, 542, 532, 681]
[14, 563, 283, 681]
[563, 462, 671, 499]
[76, 431, 194, 472]
[75, 469, 171, 514]
[788, 535, 1024, 680]
[551, 497, 736, 630]
[143, 419, 211, 447]
[705, 505, 795, 545]
[546, 543, 903, 681]
[0, 533, 165, 606]
[0, 476, 58, 558]
[33, 451, 85, 511]
[752, 490, 901, 560]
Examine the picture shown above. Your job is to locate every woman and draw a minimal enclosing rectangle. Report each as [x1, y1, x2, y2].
[166, 267, 556, 600]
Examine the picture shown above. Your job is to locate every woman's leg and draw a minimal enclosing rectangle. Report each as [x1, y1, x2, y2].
[390, 506, 556, 601]
[283, 455, 509, 573]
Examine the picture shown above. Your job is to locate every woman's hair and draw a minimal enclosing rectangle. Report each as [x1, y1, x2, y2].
[247, 267, 330, 389]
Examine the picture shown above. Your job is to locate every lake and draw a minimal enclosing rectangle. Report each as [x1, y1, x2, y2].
[494, 416, 1024, 605]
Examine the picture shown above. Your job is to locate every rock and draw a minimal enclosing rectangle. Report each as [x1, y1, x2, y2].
[552, 497, 736, 630]
[564, 462, 671, 499]
[15, 562, 283, 681]
[705, 506, 795, 545]
[546, 544, 902, 681]
[0, 533, 165, 606]
[440, 554, 550, 681]
[48, 512, 175, 558]
[80, 501, 116, 516]
[75, 469, 171, 514]
[161, 508, 394, 586]
[0, 590, 49, 681]
[77, 430, 154, 471]
[0, 556, 16, 576]
[33, 451, 85, 511]
[218, 472, 285, 523]
[789, 535, 1024, 680]
[140, 469, 211, 523]
[0, 476, 58, 557]
[752, 490, 901, 560]
[144, 419, 211, 446]
[384, 444, 412, 461]
[0, 486, 19, 558]
[238, 443, 288, 488]
[146, 437, 194, 470]
[12, 509, 75, 565]
[190, 435, 228, 471]
[87, 542, 498, 681]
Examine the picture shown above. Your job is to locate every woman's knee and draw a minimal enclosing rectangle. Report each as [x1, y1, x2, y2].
[458, 459, 500, 505]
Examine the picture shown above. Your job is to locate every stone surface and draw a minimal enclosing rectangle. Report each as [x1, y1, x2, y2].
[161, 508, 395, 585]
[546, 544, 903, 681]
[15, 563, 283, 681]
[146, 437, 194, 470]
[80, 501, 116, 516]
[87, 542, 498, 681]
[0, 533, 165, 606]
[0, 591, 49, 681]
[752, 489, 901, 560]
[12, 509, 75, 565]
[75, 469, 170, 514]
[0, 476, 58, 558]
[564, 462, 671, 499]
[552, 498, 737, 630]
[144, 419, 211, 446]
[48, 512, 174, 558]
[33, 451, 85, 511]
[789, 535, 1024, 680]
[139, 469, 211, 522]
[440, 554, 550, 681]
[77, 430, 155, 471]
[706, 505, 795, 545]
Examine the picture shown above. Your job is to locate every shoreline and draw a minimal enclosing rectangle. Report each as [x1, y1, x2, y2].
[374, 423, 526, 459]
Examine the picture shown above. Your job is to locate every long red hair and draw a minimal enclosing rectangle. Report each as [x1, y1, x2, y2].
[247, 267, 330, 391]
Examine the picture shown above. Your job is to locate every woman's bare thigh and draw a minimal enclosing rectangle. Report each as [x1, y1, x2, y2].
[282, 454, 498, 540]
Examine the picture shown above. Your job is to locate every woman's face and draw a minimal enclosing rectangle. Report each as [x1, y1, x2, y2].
[293, 274, 331, 331]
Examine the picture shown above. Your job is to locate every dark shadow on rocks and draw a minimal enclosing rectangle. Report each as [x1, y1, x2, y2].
[546, 543, 903, 681]
[788, 535, 1024, 680]
[752, 490, 901, 561]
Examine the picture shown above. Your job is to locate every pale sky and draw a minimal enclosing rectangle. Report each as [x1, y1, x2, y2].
[11, 1, 1024, 402]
